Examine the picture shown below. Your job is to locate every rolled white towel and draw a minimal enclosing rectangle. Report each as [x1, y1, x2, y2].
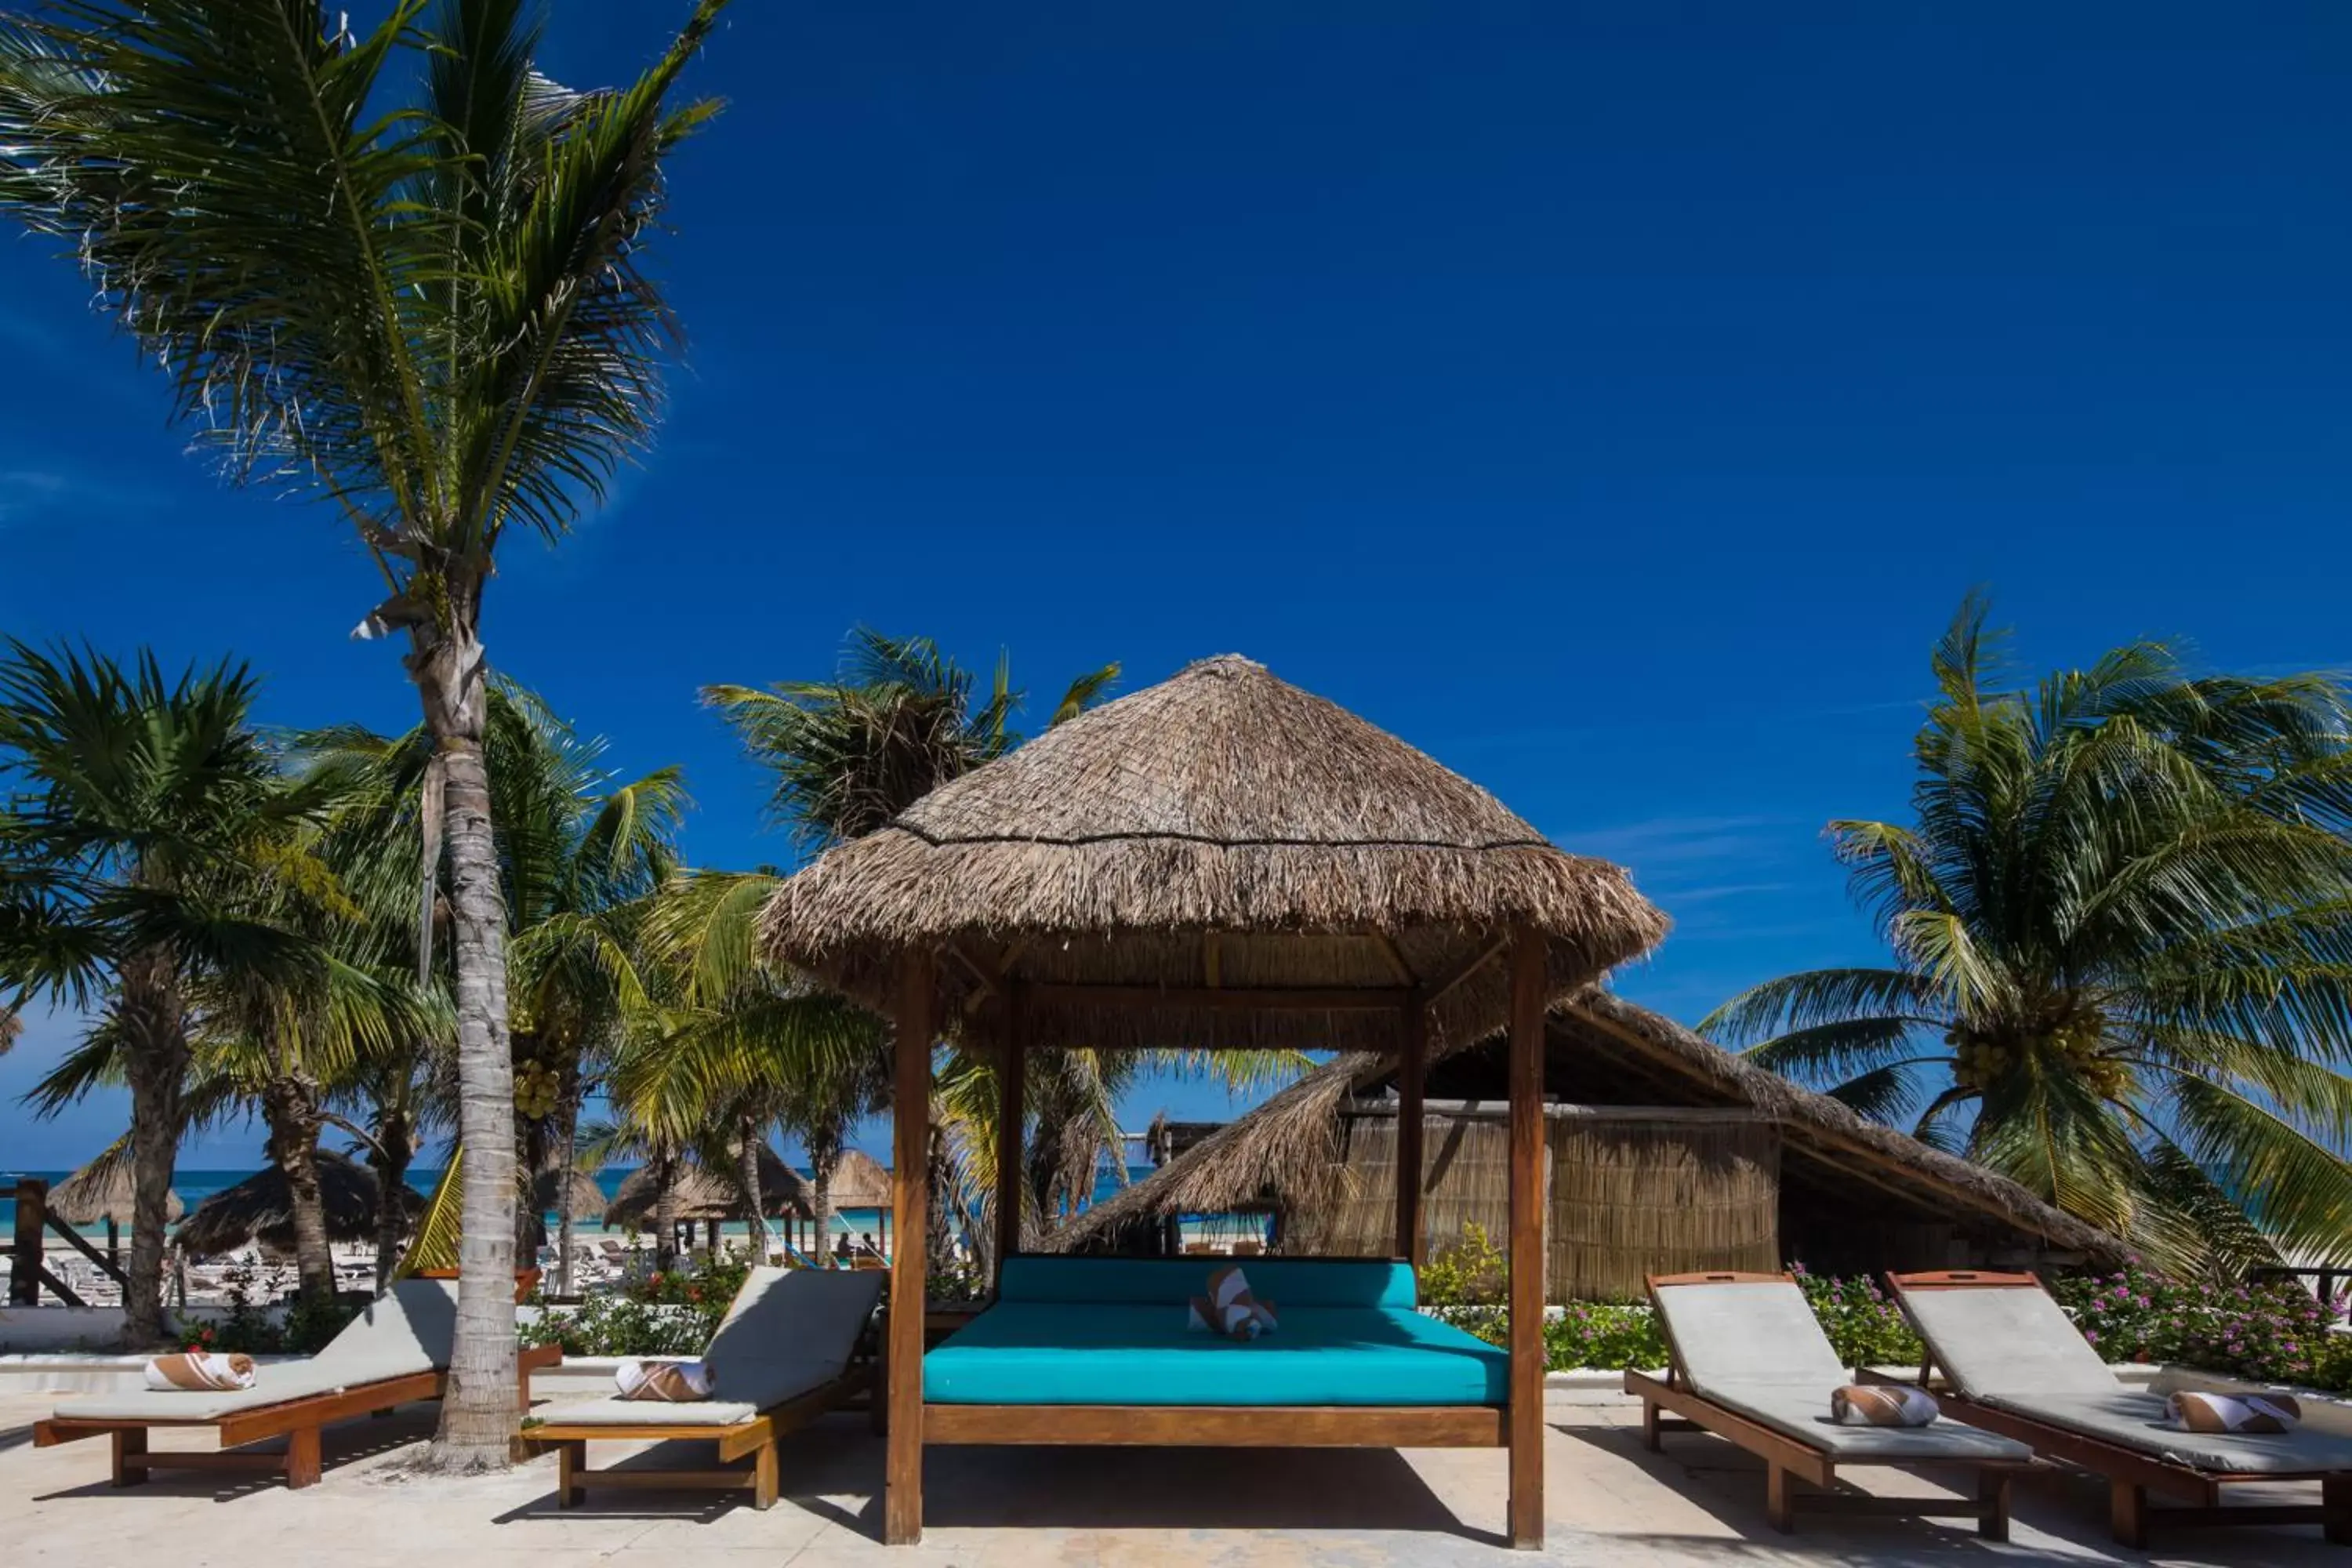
[144, 1351, 258, 1392]
[615, 1358, 715, 1402]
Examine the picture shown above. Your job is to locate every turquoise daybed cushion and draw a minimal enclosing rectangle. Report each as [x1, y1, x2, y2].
[924, 1258, 1508, 1406]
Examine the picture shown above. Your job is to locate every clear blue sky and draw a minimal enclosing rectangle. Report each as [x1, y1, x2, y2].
[2, 2, 2347, 1170]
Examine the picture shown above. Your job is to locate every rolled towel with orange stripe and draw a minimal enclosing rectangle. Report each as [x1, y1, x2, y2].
[2165, 1390, 2300, 1434]
[615, 1358, 716, 1402]
[1829, 1385, 1939, 1427]
[1203, 1265, 1278, 1339]
[143, 1351, 258, 1392]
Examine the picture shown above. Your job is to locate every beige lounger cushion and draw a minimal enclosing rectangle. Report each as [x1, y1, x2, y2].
[55, 1279, 457, 1422]
[1976, 1388, 2352, 1475]
[532, 1268, 882, 1428]
[1896, 1285, 2118, 1401]
[1653, 1279, 2030, 1462]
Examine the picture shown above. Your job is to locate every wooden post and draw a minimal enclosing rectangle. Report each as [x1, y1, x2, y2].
[995, 983, 1027, 1287]
[886, 951, 935, 1546]
[1395, 998, 1426, 1269]
[1506, 927, 1546, 1550]
[10, 1179, 44, 1305]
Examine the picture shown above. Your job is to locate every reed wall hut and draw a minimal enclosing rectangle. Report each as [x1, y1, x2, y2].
[760, 654, 1670, 1548]
[1053, 989, 2126, 1293]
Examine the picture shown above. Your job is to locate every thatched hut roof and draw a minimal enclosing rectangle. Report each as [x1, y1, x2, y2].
[760, 655, 1670, 1051]
[173, 1151, 414, 1259]
[827, 1149, 891, 1210]
[533, 1163, 608, 1221]
[49, 1153, 181, 1225]
[1048, 989, 2128, 1269]
[602, 1145, 815, 1229]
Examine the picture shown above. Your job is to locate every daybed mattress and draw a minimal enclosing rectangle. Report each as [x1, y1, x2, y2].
[923, 1303, 1508, 1406]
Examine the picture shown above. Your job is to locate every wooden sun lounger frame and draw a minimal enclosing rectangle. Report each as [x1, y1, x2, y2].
[1886, 1269, 2352, 1548]
[528, 1324, 884, 1511]
[1626, 1270, 2031, 1538]
[32, 1342, 563, 1490]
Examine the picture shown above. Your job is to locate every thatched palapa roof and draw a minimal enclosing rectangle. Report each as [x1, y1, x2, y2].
[826, 1149, 891, 1210]
[761, 655, 1670, 1051]
[50, 1152, 182, 1226]
[1050, 989, 2128, 1269]
[533, 1163, 608, 1221]
[602, 1145, 815, 1229]
[174, 1150, 415, 1259]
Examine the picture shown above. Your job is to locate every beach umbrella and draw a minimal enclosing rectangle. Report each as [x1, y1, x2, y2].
[48, 1149, 182, 1265]
[172, 1149, 418, 1260]
[828, 1149, 891, 1212]
[602, 1144, 815, 1232]
[532, 1163, 607, 1221]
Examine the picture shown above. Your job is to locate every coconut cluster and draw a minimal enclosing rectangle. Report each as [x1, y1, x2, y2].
[513, 1058, 565, 1120]
[1947, 1000, 2125, 1098]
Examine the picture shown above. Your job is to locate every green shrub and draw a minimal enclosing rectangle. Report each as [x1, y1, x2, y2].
[1418, 1222, 1506, 1306]
[521, 1257, 746, 1357]
[1792, 1265, 1921, 1368]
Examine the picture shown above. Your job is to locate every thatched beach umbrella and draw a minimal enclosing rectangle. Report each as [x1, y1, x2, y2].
[759, 653, 1670, 1548]
[49, 1152, 182, 1265]
[173, 1150, 416, 1260]
[532, 1163, 607, 1221]
[828, 1149, 891, 1211]
[602, 1145, 815, 1231]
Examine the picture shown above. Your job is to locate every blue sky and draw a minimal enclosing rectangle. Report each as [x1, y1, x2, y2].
[2, 2, 2348, 1171]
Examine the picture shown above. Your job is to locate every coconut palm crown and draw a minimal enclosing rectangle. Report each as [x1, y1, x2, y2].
[1704, 597, 2352, 1276]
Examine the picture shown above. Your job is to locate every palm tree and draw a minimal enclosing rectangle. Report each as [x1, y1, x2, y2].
[0, 0, 728, 1462]
[1704, 597, 2352, 1276]
[0, 643, 328, 1341]
[298, 684, 683, 1294]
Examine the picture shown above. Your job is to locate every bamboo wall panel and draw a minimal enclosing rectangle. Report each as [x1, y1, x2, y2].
[1285, 1108, 1779, 1302]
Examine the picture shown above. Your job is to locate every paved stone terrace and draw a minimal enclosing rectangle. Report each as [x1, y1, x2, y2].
[3, 1390, 2339, 1566]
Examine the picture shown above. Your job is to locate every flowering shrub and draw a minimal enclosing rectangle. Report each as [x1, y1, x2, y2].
[521, 1258, 746, 1357]
[1791, 1265, 1920, 1368]
[172, 1264, 358, 1354]
[2053, 1262, 2350, 1392]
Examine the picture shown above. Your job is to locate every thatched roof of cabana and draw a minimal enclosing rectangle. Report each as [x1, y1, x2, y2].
[50, 1150, 181, 1225]
[602, 1145, 815, 1229]
[173, 1151, 414, 1259]
[828, 1149, 891, 1210]
[760, 655, 1670, 1051]
[1048, 989, 2129, 1268]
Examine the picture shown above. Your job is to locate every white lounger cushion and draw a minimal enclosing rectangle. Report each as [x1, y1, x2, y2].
[1897, 1285, 2118, 1401]
[534, 1268, 883, 1428]
[1976, 1388, 2352, 1475]
[1653, 1279, 2031, 1462]
[55, 1279, 456, 1422]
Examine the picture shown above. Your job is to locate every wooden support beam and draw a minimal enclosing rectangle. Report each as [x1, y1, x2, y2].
[1367, 931, 1417, 986]
[1396, 999, 1426, 1269]
[10, 1179, 45, 1306]
[886, 952, 935, 1546]
[1028, 983, 1411, 1011]
[995, 982, 1027, 1286]
[1506, 927, 1546, 1550]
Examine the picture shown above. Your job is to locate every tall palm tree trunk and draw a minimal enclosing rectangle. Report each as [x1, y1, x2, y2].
[735, 1118, 767, 1265]
[809, 1134, 839, 1265]
[115, 947, 186, 1348]
[414, 637, 519, 1469]
[652, 1147, 681, 1271]
[554, 1088, 580, 1296]
[261, 1076, 335, 1305]
[371, 1102, 414, 1294]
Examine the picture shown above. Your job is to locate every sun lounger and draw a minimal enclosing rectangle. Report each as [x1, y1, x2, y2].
[526, 1267, 884, 1511]
[1624, 1271, 2033, 1537]
[33, 1279, 561, 1489]
[1888, 1269, 2352, 1547]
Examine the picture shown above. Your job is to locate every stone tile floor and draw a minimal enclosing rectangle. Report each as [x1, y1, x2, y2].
[2, 1390, 2340, 1566]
